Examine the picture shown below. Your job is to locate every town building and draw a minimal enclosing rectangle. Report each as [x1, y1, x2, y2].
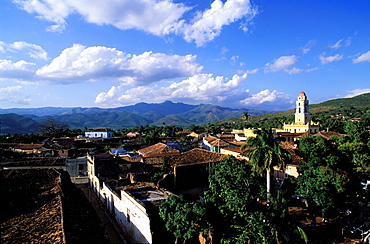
[283, 91, 320, 135]
[85, 128, 113, 139]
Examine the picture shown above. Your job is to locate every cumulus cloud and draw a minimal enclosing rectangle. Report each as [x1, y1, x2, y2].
[14, 0, 257, 46]
[36, 44, 202, 85]
[353, 50, 370, 63]
[182, 0, 257, 46]
[95, 73, 248, 106]
[0, 85, 31, 104]
[0, 41, 48, 60]
[239, 89, 293, 110]
[0, 59, 35, 81]
[345, 88, 370, 98]
[319, 53, 343, 64]
[264, 55, 298, 73]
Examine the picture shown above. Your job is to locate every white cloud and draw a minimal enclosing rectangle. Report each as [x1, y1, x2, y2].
[14, 0, 257, 46]
[36, 44, 202, 85]
[0, 85, 31, 105]
[95, 73, 248, 106]
[329, 38, 351, 49]
[329, 39, 342, 49]
[300, 40, 316, 54]
[0, 41, 48, 60]
[319, 53, 343, 64]
[14, 0, 70, 33]
[353, 50, 370, 63]
[345, 88, 370, 98]
[264, 55, 298, 73]
[285, 67, 304, 75]
[182, 0, 257, 46]
[0, 59, 36, 81]
[246, 68, 259, 74]
[239, 89, 293, 110]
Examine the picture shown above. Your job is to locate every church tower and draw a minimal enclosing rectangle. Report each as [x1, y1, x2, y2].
[282, 91, 319, 136]
[294, 91, 310, 125]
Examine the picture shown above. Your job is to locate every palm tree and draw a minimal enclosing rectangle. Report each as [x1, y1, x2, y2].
[241, 129, 290, 204]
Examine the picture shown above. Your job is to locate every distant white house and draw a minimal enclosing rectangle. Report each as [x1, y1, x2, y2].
[85, 129, 113, 138]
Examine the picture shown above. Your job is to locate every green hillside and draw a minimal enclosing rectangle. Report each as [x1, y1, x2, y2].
[211, 92, 370, 126]
[50, 111, 152, 129]
[0, 114, 39, 134]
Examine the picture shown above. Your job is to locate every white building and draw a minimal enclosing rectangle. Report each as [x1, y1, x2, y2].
[85, 129, 113, 138]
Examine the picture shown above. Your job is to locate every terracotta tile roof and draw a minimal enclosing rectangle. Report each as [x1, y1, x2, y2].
[138, 143, 180, 157]
[277, 132, 306, 136]
[142, 157, 164, 166]
[280, 142, 304, 165]
[1, 157, 66, 167]
[209, 139, 229, 147]
[204, 135, 229, 147]
[203, 135, 217, 143]
[312, 131, 342, 140]
[228, 141, 247, 146]
[119, 156, 143, 163]
[13, 144, 44, 150]
[1, 169, 64, 243]
[172, 148, 228, 165]
[222, 147, 248, 154]
[91, 128, 111, 132]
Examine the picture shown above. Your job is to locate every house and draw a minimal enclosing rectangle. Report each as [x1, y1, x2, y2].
[169, 148, 229, 194]
[12, 143, 44, 154]
[203, 135, 229, 152]
[138, 142, 180, 157]
[274, 142, 304, 180]
[220, 147, 248, 159]
[85, 128, 113, 139]
[86, 153, 173, 244]
[275, 132, 307, 142]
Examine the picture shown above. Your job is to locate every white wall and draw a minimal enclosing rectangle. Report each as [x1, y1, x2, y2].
[87, 166, 152, 243]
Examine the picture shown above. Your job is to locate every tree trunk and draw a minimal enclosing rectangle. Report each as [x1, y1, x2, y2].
[266, 169, 271, 205]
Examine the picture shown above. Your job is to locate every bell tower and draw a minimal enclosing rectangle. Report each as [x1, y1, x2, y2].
[295, 91, 310, 125]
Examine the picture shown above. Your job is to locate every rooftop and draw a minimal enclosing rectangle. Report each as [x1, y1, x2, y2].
[138, 142, 180, 157]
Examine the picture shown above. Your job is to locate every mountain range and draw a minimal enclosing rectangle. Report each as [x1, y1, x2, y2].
[0, 101, 271, 134]
[1, 93, 369, 134]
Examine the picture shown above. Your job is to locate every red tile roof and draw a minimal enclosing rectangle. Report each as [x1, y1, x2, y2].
[138, 143, 180, 157]
[172, 148, 228, 165]
[13, 144, 44, 150]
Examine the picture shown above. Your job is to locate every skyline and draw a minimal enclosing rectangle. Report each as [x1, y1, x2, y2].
[1, 0, 370, 111]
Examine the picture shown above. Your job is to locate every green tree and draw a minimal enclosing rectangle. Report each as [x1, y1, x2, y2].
[296, 136, 350, 223]
[205, 156, 264, 220]
[241, 129, 290, 204]
[242, 112, 249, 122]
[159, 195, 209, 243]
[205, 156, 306, 244]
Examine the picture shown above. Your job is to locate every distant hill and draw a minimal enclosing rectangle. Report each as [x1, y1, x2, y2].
[112, 100, 197, 116]
[0, 101, 274, 132]
[211, 92, 370, 125]
[1, 94, 368, 134]
[0, 113, 39, 134]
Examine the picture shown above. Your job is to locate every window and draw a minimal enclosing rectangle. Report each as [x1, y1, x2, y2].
[127, 209, 131, 223]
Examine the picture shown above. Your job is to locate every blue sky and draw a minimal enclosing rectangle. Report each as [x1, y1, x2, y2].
[1, 0, 369, 111]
